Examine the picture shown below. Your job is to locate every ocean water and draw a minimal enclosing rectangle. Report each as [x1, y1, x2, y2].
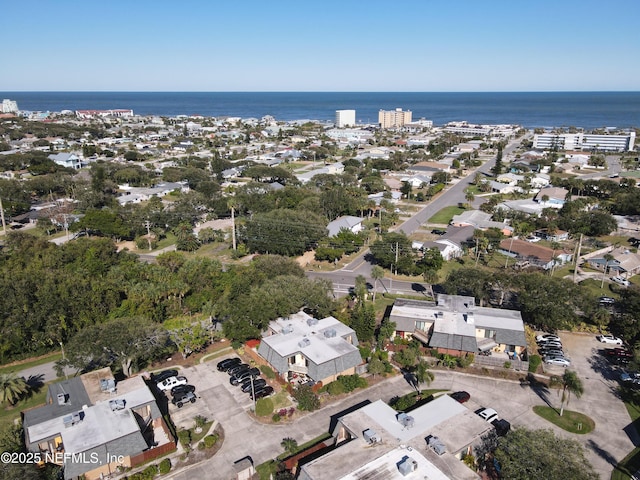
[1, 91, 639, 129]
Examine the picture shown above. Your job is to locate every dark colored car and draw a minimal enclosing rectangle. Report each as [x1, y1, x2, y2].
[170, 384, 196, 397]
[250, 386, 274, 400]
[431, 229, 447, 235]
[492, 418, 511, 436]
[450, 391, 470, 403]
[228, 364, 249, 376]
[230, 368, 260, 386]
[241, 378, 266, 393]
[217, 357, 241, 372]
[151, 369, 178, 383]
[172, 391, 196, 408]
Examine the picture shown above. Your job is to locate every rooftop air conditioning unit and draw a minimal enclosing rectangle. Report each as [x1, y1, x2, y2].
[324, 328, 337, 338]
[363, 428, 381, 444]
[298, 338, 311, 348]
[398, 456, 418, 476]
[307, 317, 319, 326]
[427, 435, 446, 455]
[397, 413, 415, 428]
[57, 393, 67, 405]
[282, 324, 294, 335]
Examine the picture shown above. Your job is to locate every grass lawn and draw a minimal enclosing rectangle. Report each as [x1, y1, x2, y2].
[578, 278, 618, 298]
[0, 389, 48, 429]
[532, 405, 594, 434]
[427, 206, 466, 225]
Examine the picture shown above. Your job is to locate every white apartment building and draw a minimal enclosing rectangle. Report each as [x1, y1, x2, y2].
[533, 132, 635, 152]
[378, 108, 412, 129]
[444, 121, 519, 137]
[335, 109, 356, 128]
[1, 99, 18, 113]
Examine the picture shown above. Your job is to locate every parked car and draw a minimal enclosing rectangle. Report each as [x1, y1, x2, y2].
[241, 378, 266, 393]
[227, 364, 250, 376]
[536, 334, 560, 343]
[538, 342, 562, 351]
[170, 384, 196, 397]
[598, 296, 616, 305]
[151, 369, 178, 383]
[250, 385, 274, 400]
[545, 357, 571, 367]
[475, 407, 499, 423]
[217, 357, 241, 372]
[157, 375, 188, 391]
[612, 276, 631, 287]
[597, 334, 623, 345]
[525, 236, 541, 243]
[540, 349, 564, 358]
[230, 367, 260, 386]
[620, 371, 640, 385]
[449, 391, 470, 403]
[431, 229, 446, 235]
[492, 418, 511, 437]
[537, 339, 562, 347]
[172, 391, 196, 408]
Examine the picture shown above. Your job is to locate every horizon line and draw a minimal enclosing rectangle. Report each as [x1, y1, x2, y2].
[1, 90, 639, 94]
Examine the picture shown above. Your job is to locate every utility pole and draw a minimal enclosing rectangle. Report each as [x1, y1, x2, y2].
[0, 197, 6, 238]
[395, 242, 399, 275]
[231, 205, 236, 250]
[573, 233, 583, 283]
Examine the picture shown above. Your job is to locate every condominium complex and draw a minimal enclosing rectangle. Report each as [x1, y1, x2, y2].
[378, 108, 412, 129]
[335, 109, 356, 128]
[533, 131, 636, 152]
[1, 99, 18, 113]
[443, 121, 520, 138]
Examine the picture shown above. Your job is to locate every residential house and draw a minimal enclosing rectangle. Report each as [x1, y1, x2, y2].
[117, 181, 189, 205]
[534, 187, 569, 206]
[23, 368, 174, 480]
[450, 210, 513, 236]
[534, 228, 569, 242]
[48, 153, 83, 170]
[499, 238, 572, 270]
[389, 295, 527, 357]
[257, 311, 362, 385]
[407, 161, 451, 174]
[298, 395, 491, 480]
[586, 246, 640, 278]
[418, 239, 463, 261]
[326, 216, 364, 237]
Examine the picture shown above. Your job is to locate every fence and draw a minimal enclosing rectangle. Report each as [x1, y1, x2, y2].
[130, 441, 176, 468]
[473, 354, 529, 371]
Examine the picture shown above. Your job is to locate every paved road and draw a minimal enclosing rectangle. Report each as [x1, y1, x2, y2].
[307, 137, 524, 294]
[165, 333, 633, 480]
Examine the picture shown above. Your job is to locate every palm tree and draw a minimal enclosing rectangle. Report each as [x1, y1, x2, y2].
[415, 360, 434, 392]
[551, 370, 583, 417]
[550, 241, 562, 276]
[0, 373, 28, 406]
[281, 437, 298, 456]
[371, 266, 384, 302]
[464, 188, 475, 207]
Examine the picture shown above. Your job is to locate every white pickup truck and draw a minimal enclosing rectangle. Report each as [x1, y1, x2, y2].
[157, 376, 188, 391]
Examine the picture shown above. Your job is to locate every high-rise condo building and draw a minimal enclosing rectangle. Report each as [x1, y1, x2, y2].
[379, 108, 412, 129]
[335, 109, 356, 128]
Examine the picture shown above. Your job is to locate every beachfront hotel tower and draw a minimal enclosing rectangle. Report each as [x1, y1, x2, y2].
[378, 107, 412, 129]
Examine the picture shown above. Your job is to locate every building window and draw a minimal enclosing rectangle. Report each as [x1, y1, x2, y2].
[416, 321, 426, 331]
[484, 330, 496, 339]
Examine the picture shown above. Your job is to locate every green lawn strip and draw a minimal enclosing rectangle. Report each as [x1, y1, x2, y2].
[189, 421, 214, 444]
[276, 432, 332, 460]
[427, 206, 466, 224]
[0, 352, 62, 375]
[0, 389, 48, 429]
[256, 459, 278, 479]
[532, 405, 594, 434]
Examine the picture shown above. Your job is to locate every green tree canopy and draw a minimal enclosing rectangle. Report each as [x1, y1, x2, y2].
[492, 428, 597, 480]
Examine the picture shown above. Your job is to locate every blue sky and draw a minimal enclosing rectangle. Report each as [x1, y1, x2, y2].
[2, 0, 639, 91]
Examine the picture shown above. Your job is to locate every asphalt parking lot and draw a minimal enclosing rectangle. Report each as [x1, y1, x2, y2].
[164, 338, 638, 480]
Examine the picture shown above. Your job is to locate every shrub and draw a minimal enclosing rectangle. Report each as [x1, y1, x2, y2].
[203, 434, 218, 449]
[293, 385, 320, 411]
[194, 415, 208, 429]
[142, 464, 158, 479]
[390, 393, 417, 411]
[337, 374, 367, 392]
[255, 397, 274, 416]
[177, 430, 191, 448]
[528, 354, 541, 373]
[272, 413, 281, 422]
[457, 353, 474, 368]
[327, 381, 345, 395]
[503, 361, 512, 369]
[158, 458, 171, 475]
[260, 365, 276, 379]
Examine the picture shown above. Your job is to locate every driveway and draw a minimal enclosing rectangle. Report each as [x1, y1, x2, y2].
[167, 336, 636, 479]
